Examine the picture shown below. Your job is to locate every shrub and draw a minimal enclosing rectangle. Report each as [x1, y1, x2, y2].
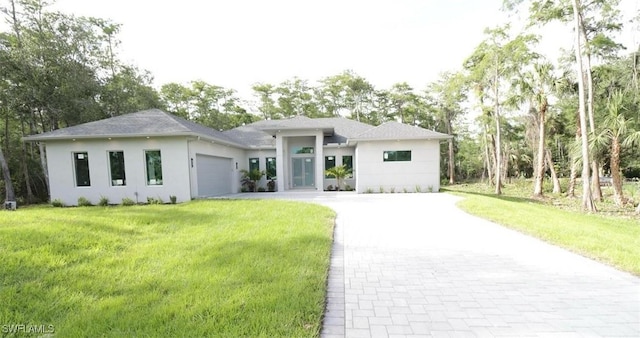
[379, 186, 385, 194]
[122, 197, 136, 206]
[403, 187, 409, 193]
[428, 185, 434, 193]
[51, 199, 65, 208]
[390, 187, 395, 193]
[267, 180, 276, 192]
[98, 196, 109, 206]
[257, 187, 266, 192]
[326, 185, 334, 191]
[415, 185, 422, 193]
[345, 184, 353, 191]
[77, 197, 93, 207]
[169, 195, 177, 204]
[147, 197, 163, 204]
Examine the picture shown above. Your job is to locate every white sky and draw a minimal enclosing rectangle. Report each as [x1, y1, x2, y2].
[8, 0, 640, 99]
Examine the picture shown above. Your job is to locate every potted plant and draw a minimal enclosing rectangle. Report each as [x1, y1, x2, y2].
[240, 168, 265, 192]
[325, 165, 352, 191]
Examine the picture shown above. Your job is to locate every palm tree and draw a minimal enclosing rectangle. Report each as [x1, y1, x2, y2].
[325, 165, 352, 191]
[593, 91, 640, 207]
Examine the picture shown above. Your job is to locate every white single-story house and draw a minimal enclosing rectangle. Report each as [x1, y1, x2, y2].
[23, 109, 451, 205]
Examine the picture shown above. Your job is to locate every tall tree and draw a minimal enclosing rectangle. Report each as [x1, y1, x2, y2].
[465, 25, 538, 194]
[513, 61, 556, 197]
[593, 92, 640, 206]
[571, 0, 597, 211]
[425, 71, 467, 184]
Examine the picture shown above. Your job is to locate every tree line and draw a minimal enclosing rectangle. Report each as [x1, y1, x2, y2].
[1, 0, 639, 213]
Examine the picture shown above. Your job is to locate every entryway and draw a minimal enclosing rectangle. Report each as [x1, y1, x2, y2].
[292, 157, 315, 188]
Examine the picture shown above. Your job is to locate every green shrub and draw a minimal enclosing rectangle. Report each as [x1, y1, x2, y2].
[415, 185, 422, 193]
[257, 187, 266, 192]
[77, 197, 93, 207]
[51, 199, 65, 208]
[366, 188, 374, 194]
[169, 195, 177, 204]
[428, 185, 434, 193]
[403, 187, 409, 193]
[121, 197, 136, 206]
[147, 197, 163, 204]
[344, 184, 353, 191]
[390, 187, 395, 193]
[98, 196, 109, 206]
[379, 186, 385, 193]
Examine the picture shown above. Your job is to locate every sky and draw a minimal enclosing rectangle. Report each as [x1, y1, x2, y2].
[8, 0, 640, 100]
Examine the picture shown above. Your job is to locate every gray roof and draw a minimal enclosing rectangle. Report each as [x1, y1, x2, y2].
[23, 109, 451, 147]
[23, 109, 244, 147]
[244, 116, 374, 144]
[350, 121, 452, 141]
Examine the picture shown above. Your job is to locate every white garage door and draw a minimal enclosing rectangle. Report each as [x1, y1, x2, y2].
[196, 154, 232, 197]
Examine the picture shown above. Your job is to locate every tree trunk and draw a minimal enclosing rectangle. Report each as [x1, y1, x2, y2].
[446, 116, 454, 184]
[572, 0, 596, 212]
[533, 100, 547, 197]
[0, 146, 16, 203]
[39, 142, 50, 195]
[546, 149, 561, 194]
[494, 61, 502, 195]
[20, 120, 34, 203]
[610, 137, 624, 206]
[578, 16, 603, 201]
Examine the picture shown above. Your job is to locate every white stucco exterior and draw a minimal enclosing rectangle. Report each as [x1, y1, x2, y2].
[187, 139, 246, 197]
[355, 140, 442, 193]
[26, 110, 450, 204]
[45, 137, 191, 206]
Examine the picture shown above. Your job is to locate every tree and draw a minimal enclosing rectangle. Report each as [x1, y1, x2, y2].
[593, 91, 640, 206]
[464, 25, 538, 194]
[425, 71, 467, 184]
[252, 83, 280, 120]
[513, 61, 556, 197]
[325, 165, 352, 191]
[572, 0, 597, 211]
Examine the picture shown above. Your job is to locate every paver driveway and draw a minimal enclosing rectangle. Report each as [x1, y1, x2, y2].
[233, 192, 640, 337]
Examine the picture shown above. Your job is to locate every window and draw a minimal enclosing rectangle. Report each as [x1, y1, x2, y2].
[74, 152, 91, 187]
[109, 151, 126, 186]
[266, 157, 276, 179]
[342, 155, 353, 178]
[292, 146, 314, 154]
[325, 156, 336, 178]
[249, 158, 260, 172]
[383, 150, 411, 162]
[145, 150, 163, 185]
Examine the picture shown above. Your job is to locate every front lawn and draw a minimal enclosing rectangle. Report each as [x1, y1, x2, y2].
[445, 183, 640, 276]
[0, 200, 335, 337]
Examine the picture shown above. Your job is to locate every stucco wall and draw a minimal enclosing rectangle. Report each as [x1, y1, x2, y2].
[188, 139, 247, 195]
[45, 137, 191, 205]
[244, 149, 277, 190]
[355, 140, 442, 193]
[322, 146, 356, 190]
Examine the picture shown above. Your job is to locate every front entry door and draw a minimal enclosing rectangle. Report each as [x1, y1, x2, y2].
[292, 157, 315, 188]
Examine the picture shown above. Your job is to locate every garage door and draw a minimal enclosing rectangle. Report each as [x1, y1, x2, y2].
[196, 154, 232, 197]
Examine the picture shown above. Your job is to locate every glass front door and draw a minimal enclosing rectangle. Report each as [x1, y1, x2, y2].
[292, 157, 315, 188]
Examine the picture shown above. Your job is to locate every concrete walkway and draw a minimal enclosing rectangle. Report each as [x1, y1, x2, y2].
[230, 192, 640, 337]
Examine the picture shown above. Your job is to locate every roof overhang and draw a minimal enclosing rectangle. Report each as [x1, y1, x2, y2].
[347, 135, 453, 145]
[23, 132, 248, 149]
[259, 126, 335, 136]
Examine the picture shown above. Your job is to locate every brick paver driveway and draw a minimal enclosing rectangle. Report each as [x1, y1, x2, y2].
[232, 192, 640, 337]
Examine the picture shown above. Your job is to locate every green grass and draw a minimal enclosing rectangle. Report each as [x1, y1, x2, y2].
[445, 182, 640, 276]
[0, 200, 335, 337]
